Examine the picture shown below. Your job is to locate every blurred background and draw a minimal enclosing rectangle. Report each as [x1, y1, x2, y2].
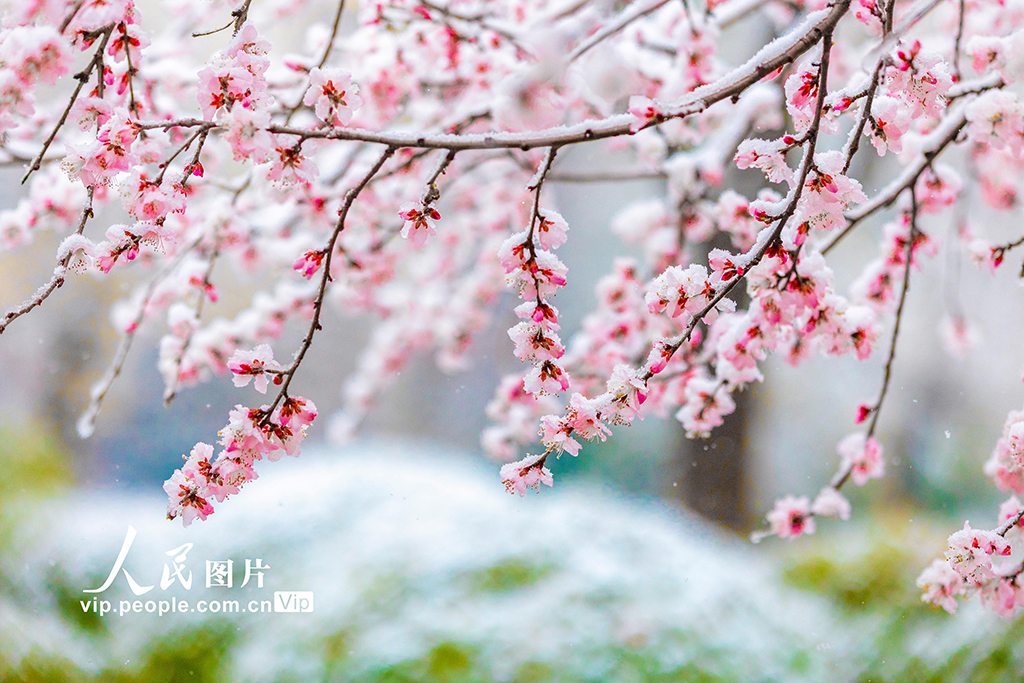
[4, 3, 1024, 681]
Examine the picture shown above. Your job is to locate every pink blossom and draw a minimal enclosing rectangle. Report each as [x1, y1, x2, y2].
[508, 321, 565, 363]
[887, 42, 952, 118]
[627, 96, 661, 133]
[534, 210, 568, 250]
[999, 495, 1024, 533]
[916, 558, 965, 614]
[303, 68, 363, 126]
[227, 344, 282, 393]
[811, 487, 851, 520]
[868, 96, 911, 156]
[514, 301, 560, 331]
[398, 201, 440, 246]
[505, 249, 568, 299]
[675, 377, 735, 437]
[220, 106, 274, 162]
[277, 395, 318, 430]
[940, 314, 980, 359]
[163, 446, 215, 527]
[766, 495, 815, 539]
[293, 250, 325, 279]
[967, 35, 1006, 75]
[646, 264, 712, 319]
[566, 393, 612, 442]
[915, 165, 962, 214]
[945, 521, 1012, 581]
[523, 361, 570, 395]
[539, 414, 582, 456]
[604, 364, 647, 425]
[267, 140, 320, 187]
[0, 25, 71, 87]
[734, 138, 794, 185]
[966, 90, 1024, 158]
[837, 432, 884, 486]
[220, 405, 270, 460]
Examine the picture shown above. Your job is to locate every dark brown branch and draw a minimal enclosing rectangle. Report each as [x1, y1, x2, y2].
[120, 23, 141, 116]
[59, 1, 85, 33]
[155, 129, 203, 185]
[192, 20, 234, 38]
[232, 0, 255, 34]
[841, 62, 883, 174]
[523, 146, 560, 308]
[316, 0, 346, 70]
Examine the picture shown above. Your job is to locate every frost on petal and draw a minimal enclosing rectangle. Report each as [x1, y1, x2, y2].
[500, 453, 553, 496]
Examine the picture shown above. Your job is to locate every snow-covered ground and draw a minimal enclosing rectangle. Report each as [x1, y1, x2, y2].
[0, 441, 1013, 682]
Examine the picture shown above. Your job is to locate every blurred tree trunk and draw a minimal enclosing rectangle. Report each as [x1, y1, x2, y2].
[672, 389, 752, 530]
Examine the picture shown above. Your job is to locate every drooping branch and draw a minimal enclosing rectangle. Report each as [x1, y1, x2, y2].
[260, 145, 397, 420]
[78, 236, 206, 437]
[642, 27, 837, 383]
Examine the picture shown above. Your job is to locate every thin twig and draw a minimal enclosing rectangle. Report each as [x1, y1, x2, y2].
[163, 236, 222, 405]
[830, 188, 918, 489]
[259, 146, 397, 420]
[952, 0, 966, 80]
[0, 187, 95, 333]
[78, 236, 205, 436]
[569, 0, 673, 63]
[22, 26, 114, 184]
[120, 22, 141, 116]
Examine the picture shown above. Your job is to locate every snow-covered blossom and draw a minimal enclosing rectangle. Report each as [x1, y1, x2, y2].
[966, 90, 1024, 158]
[500, 453, 553, 496]
[675, 377, 735, 437]
[646, 264, 712, 319]
[945, 521, 1012, 582]
[811, 487, 850, 520]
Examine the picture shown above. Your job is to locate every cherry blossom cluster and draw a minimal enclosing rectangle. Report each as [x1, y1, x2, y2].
[916, 411, 1024, 615]
[165, 393, 317, 526]
[2, 0, 1024, 616]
